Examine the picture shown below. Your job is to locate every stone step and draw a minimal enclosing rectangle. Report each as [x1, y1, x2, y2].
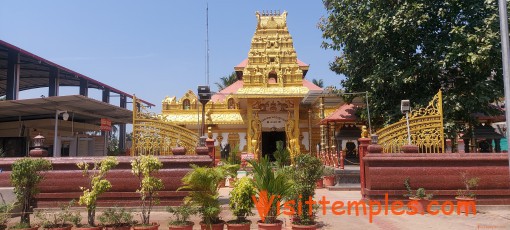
[327, 183, 361, 191]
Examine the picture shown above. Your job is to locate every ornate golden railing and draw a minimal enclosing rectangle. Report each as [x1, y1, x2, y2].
[376, 91, 444, 153]
[132, 96, 199, 155]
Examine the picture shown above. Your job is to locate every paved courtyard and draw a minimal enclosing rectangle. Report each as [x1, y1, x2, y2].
[146, 188, 510, 230]
[12, 187, 508, 230]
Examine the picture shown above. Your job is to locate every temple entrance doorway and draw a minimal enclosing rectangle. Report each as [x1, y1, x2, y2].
[262, 131, 286, 161]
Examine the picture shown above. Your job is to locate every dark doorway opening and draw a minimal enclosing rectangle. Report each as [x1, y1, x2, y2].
[262, 131, 286, 161]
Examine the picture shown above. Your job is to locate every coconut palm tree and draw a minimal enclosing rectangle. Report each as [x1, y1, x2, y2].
[215, 72, 237, 91]
[312, 78, 324, 88]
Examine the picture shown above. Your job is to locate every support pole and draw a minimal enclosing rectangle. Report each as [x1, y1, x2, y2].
[79, 78, 88, 97]
[498, 0, 510, 177]
[6, 50, 20, 100]
[119, 95, 127, 152]
[406, 112, 411, 144]
[53, 111, 59, 157]
[49, 67, 59, 97]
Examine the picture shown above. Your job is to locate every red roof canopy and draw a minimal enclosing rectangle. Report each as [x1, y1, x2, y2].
[320, 103, 358, 124]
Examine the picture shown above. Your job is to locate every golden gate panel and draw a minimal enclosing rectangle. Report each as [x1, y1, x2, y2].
[132, 96, 198, 155]
[376, 91, 444, 153]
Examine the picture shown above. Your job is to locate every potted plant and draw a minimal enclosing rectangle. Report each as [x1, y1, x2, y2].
[10, 158, 52, 229]
[35, 201, 81, 230]
[403, 178, 433, 214]
[322, 167, 335, 187]
[131, 154, 164, 230]
[77, 157, 119, 228]
[273, 141, 291, 168]
[226, 177, 256, 230]
[99, 207, 135, 230]
[224, 145, 242, 187]
[223, 163, 240, 188]
[249, 156, 292, 230]
[167, 203, 197, 230]
[179, 165, 226, 230]
[455, 173, 480, 214]
[0, 202, 14, 230]
[289, 154, 323, 229]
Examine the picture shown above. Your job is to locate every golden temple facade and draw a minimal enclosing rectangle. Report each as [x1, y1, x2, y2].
[161, 11, 363, 160]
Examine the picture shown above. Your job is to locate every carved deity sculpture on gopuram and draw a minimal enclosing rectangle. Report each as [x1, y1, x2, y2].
[154, 10, 365, 162]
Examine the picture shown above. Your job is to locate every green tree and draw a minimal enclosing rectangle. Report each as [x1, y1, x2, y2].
[319, 0, 504, 132]
[312, 78, 324, 88]
[10, 158, 52, 225]
[214, 72, 237, 91]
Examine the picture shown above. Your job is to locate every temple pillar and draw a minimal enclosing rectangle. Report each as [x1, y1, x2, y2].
[445, 139, 452, 153]
[358, 137, 370, 199]
[206, 137, 216, 166]
[464, 138, 470, 153]
[293, 98, 300, 155]
[308, 109, 313, 156]
[458, 138, 465, 153]
[6, 50, 20, 100]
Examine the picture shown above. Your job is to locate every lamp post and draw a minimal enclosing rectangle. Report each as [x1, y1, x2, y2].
[53, 110, 69, 157]
[197, 85, 211, 144]
[401, 100, 411, 144]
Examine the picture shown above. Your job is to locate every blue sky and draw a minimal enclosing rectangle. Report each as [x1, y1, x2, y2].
[1, 0, 342, 110]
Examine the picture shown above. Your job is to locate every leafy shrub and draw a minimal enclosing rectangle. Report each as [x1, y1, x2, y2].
[10, 158, 52, 225]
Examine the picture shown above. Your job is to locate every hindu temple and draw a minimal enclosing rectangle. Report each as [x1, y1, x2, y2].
[160, 11, 365, 161]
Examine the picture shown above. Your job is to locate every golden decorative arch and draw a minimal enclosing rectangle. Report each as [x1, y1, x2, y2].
[376, 91, 445, 153]
[132, 96, 199, 155]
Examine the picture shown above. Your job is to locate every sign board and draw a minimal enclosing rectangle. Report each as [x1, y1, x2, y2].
[100, 118, 112, 131]
[240, 153, 254, 168]
[241, 153, 254, 161]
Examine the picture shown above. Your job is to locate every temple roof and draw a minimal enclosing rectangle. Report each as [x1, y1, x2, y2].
[211, 79, 322, 103]
[235, 58, 309, 68]
[463, 124, 505, 139]
[320, 103, 358, 124]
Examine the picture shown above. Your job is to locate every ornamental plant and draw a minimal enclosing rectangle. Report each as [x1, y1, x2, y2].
[249, 156, 292, 224]
[456, 173, 480, 199]
[179, 165, 225, 226]
[98, 207, 135, 228]
[10, 158, 52, 225]
[403, 178, 433, 200]
[166, 203, 197, 227]
[77, 156, 119, 226]
[290, 154, 324, 225]
[131, 154, 164, 226]
[0, 202, 14, 228]
[273, 141, 291, 168]
[228, 177, 256, 224]
[35, 201, 81, 229]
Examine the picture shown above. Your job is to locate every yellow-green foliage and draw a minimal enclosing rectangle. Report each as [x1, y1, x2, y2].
[77, 156, 119, 226]
[229, 177, 255, 223]
[131, 154, 164, 225]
